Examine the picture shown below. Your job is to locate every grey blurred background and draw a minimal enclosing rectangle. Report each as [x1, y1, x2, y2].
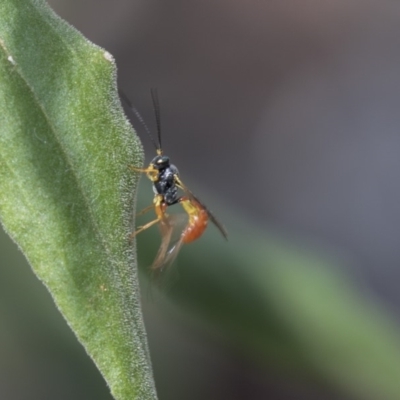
[2, 0, 400, 399]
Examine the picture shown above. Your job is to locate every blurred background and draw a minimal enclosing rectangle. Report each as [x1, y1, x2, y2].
[2, 0, 400, 399]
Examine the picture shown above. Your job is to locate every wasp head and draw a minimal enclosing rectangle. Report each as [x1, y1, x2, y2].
[151, 155, 170, 170]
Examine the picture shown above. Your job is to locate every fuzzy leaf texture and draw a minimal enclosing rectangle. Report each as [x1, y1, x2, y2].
[0, 1, 157, 399]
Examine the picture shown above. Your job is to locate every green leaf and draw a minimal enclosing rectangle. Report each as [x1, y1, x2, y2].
[0, 1, 156, 399]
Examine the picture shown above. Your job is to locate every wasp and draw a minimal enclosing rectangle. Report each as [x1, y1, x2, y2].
[123, 89, 227, 272]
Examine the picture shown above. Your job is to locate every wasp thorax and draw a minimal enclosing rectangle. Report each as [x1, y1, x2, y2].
[169, 164, 179, 175]
[151, 155, 170, 170]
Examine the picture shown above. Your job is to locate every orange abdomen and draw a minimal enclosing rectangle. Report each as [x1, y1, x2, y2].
[182, 210, 208, 243]
[182, 205, 208, 243]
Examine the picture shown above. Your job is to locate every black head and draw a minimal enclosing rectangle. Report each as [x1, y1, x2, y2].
[151, 155, 170, 170]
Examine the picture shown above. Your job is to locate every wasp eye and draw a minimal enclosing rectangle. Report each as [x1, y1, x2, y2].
[160, 156, 169, 163]
[151, 155, 170, 168]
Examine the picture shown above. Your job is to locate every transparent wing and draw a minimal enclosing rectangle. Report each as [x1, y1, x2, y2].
[151, 212, 187, 273]
[174, 176, 228, 240]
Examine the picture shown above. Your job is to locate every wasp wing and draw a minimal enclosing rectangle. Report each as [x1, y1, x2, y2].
[174, 176, 228, 240]
[151, 212, 187, 273]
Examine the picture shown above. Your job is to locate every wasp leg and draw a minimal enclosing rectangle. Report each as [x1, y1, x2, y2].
[129, 218, 161, 240]
[130, 195, 167, 241]
[128, 165, 151, 173]
[129, 164, 159, 181]
[136, 204, 155, 217]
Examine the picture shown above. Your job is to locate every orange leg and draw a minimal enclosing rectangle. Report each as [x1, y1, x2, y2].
[130, 194, 167, 240]
[129, 217, 162, 240]
[129, 165, 151, 173]
[129, 164, 158, 181]
[136, 204, 154, 217]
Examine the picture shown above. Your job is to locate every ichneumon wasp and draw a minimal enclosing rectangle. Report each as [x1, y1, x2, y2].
[122, 89, 227, 272]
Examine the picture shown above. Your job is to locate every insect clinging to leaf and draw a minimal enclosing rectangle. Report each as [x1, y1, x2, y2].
[122, 89, 227, 272]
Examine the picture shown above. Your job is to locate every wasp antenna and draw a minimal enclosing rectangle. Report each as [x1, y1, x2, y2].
[150, 88, 162, 152]
[119, 89, 160, 152]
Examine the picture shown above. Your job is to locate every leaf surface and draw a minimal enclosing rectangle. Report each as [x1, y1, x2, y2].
[0, 1, 156, 399]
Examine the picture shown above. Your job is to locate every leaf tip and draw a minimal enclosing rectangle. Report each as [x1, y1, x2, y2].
[103, 50, 114, 63]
